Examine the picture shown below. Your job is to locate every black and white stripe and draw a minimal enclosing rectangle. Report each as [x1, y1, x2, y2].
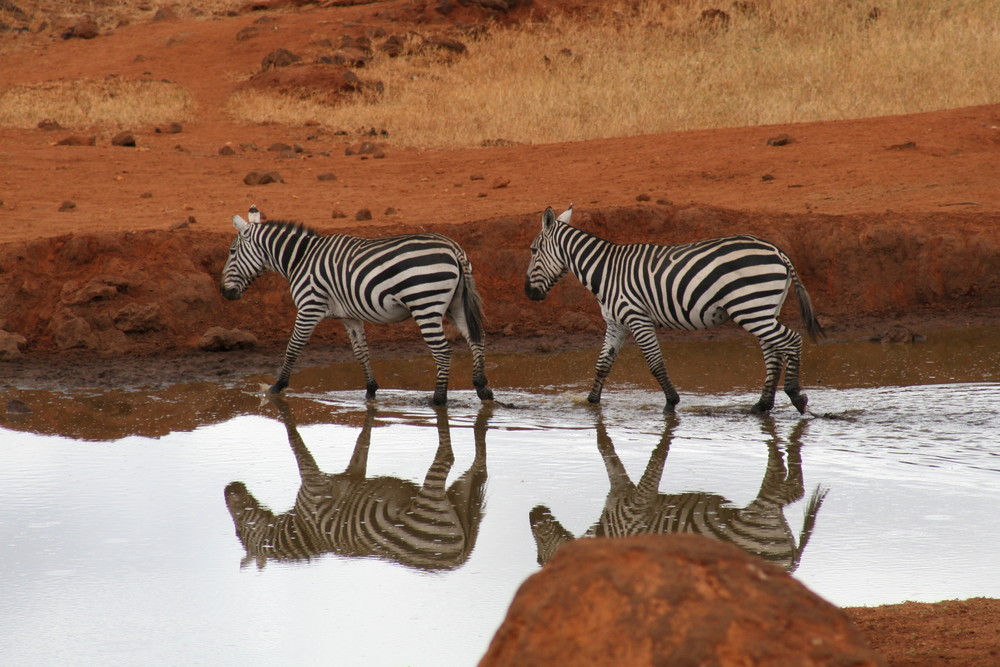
[225, 398, 491, 570]
[525, 205, 824, 413]
[529, 417, 828, 572]
[221, 207, 493, 403]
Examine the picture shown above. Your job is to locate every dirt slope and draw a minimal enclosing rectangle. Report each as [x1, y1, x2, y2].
[1, 3, 999, 664]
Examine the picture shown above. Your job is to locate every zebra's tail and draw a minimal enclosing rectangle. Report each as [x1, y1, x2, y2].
[457, 250, 486, 345]
[784, 254, 826, 343]
[791, 484, 829, 571]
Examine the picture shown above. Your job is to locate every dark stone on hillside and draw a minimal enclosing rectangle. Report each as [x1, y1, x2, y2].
[152, 6, 179, 21]
[767, 133, 795, 146]
[355, 209, 372, 221]
[261, 48, 301, 69]
[58, 200, 76, 212]
[267, 142, 292, 152]
[37, 119, 64, 131]
[331, 209, 347, 218]
[243, 171, 284, 186]
[699, 8, 731, 30]
[62, 16, 99, 40]
[219, 145, 236, 155]
[111, 132, 136, 147]
[379, 34, 406, 57]
[425, 36, 467, 55]
[317, 172, 337, 181]
[56, 135, 96, 146]
[155, 122, 183, 134]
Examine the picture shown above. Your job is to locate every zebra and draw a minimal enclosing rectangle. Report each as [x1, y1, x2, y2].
[529, 415, 828, 572]
[525, 205, 825, 413]
[221, 206, 494, 404]
[224, 396, 491, 570]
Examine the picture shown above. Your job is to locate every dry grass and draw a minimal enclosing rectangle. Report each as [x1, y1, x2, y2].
[228, 0, 1000, 148]
[0, 78, 195, 129]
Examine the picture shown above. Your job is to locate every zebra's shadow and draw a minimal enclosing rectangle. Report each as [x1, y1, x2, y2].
[530, 414, 828, 572]
[225, 396, 491, 571]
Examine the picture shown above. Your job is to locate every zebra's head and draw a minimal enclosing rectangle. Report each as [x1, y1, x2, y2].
[529, 504, 577, 565]
[221, 210, 266, 301]
[525, 204, 573, 301]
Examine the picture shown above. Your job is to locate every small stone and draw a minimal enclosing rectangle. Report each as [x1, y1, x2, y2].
[331, 209, 347, 219]
[355, 208, 372, 221]
[111, 132, 136, 147]
[317, 172, 337, 181]
[219, 145, 236, 156]
[767, 133, 795, 146]
[59, 200, 76, 212]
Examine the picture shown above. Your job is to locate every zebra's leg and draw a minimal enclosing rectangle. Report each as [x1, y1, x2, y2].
[270, 309, 322, 394]
[752, 341, 782, 413]
[588, 322, 629, 404]
[628, 320, 681, 412]
[448, 299, 493, 402]
[780, 330, 809, 414]
[343, 319, 378, 400]
[414, 310, 453, 405]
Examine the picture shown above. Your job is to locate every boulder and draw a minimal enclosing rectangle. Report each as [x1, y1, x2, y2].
[480, 535, 885, 667]
[198, 326, 257, 352]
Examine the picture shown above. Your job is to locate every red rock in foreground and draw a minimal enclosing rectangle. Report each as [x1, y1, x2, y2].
[480, 534, 885, 667]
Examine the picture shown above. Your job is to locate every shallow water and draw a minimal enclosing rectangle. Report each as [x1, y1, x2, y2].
[2, 329, 1000, 666]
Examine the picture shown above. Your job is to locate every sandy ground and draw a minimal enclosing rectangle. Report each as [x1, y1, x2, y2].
[2, 2, 1000, 664]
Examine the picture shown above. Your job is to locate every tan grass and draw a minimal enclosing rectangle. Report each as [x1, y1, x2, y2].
[0, 78, 196, 129]
[228, 0, 1000, 149]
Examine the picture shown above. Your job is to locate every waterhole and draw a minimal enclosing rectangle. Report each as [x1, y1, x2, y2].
[2, 328, 999, 666]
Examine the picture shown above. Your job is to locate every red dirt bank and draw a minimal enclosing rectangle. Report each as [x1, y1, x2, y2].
[1, 2, 999, 665]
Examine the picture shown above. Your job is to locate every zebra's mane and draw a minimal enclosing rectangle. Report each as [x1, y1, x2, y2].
[257, 219, 320, 237]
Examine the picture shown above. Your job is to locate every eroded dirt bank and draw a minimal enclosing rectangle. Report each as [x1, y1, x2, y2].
[3, 204, 999, 366]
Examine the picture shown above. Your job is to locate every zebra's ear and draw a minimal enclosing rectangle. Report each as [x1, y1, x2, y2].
[542, 206, 557, 230]
[557, 203, 573, 224]
[233, 215, 249, 232]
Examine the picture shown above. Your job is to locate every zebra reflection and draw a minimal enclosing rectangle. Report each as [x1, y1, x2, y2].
[530, 416, 827, 572]
[225, 398, 490, 570]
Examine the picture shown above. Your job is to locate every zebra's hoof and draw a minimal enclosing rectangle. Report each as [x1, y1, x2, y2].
[268, 383, 286, 395]
[751, 401, 773, 414]
[586, 394, 601, 404]
[791, 393, 809, 414]
[431, 394, 448, 406]
[477, 387, 494, 402]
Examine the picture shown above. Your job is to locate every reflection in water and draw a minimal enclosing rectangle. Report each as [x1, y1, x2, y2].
[530, 415, 828, 572]
[225, 397, 491, 570]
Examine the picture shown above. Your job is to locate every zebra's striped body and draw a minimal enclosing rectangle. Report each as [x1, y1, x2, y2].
[222, 209, 493, 404]
[225, 397, 491, 570]
[530, 416, 827, 572]
[525, 205, 824, 413]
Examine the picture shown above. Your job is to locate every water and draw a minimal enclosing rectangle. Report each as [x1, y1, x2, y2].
[2, 329, 1000, 666]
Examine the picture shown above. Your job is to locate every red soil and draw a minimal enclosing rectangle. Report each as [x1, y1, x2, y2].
[1, 2, 999, 664]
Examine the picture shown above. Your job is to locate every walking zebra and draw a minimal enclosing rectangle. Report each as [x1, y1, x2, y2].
[221, 207, 493, 404]
[225, 396, 491, 570]
[530, 415, 828, 572]
[525, 205, 825, 413]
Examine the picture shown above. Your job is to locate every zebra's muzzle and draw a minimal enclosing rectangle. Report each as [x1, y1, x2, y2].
[221, 285, 243, 301]
[525, 282, 548, 301]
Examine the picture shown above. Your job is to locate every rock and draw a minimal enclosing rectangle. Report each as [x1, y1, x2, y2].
[198, 326, 257, 352]
[62, 16, 99, 40]
[480, 535, 885, 667]
[49, 312, 98, 350]
[355, 208, 372, 221]
[0, 329, 27, 360]
[58, 200, 77, 212]
[60, 277, 126, 305]
[869, 324, 926, 344]
[243, 171, 284, 186]
[5, 399, 31, 414]
[56, 135, 96, 146]
[155, 122, 183, 134]
[317, 172, 337, 181]
[767, 133, 795, 146]
[111, 132, 136, 147]
[37, 119, 64, 131]
[113, 303, 162, 333]
[261, 48, 301, 69]
[219, 145, 236, 155]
